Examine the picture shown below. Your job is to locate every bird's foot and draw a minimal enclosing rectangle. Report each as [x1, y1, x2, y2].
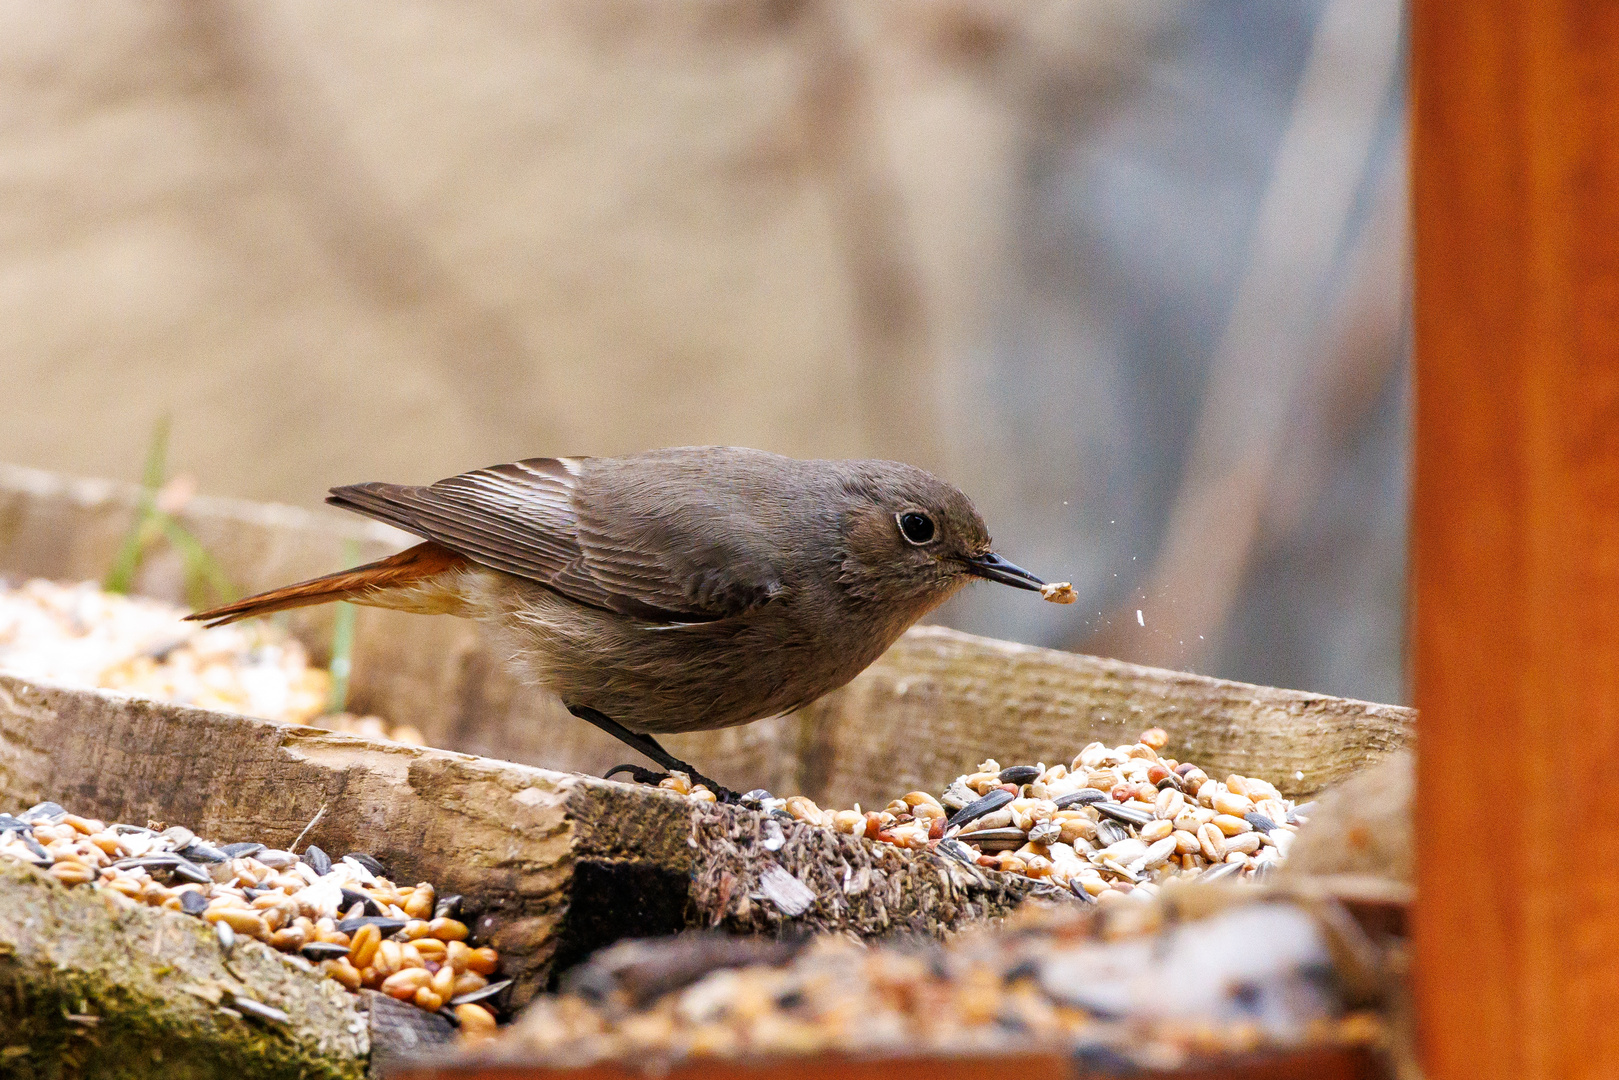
[602, 763, 742, 805]
[708, 783, 745, 805]
[603, 764, 671, 786]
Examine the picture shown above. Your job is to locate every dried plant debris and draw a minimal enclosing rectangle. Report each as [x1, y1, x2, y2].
[468, 895, 1384, 1072]
[0, 577, 420, 742]
[665, 728, 1311, 902]
[0, 801, 504, 1041]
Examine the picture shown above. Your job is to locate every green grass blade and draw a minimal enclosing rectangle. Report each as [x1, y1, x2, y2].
[104, 417, 171, 594]
[157, 515, 238, 609]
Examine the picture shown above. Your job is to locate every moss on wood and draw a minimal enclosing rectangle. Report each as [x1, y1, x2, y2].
[0, 860, 365, 1080]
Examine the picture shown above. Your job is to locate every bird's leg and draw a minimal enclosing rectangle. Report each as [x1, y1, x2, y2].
[567, 705, 739, 803]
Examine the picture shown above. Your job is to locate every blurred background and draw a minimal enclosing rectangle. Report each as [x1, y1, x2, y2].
[0, 0, 1408, 704]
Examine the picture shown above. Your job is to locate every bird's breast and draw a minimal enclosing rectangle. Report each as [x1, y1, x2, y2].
[472, 574, 919, 735]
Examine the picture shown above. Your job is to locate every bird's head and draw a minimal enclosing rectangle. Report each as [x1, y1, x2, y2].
[835, 461, 1046, 610]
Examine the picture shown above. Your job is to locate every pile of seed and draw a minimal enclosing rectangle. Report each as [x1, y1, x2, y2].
[665, 728, 1311, 900]
[0, 800, 505, 1039]
[0, 577, 422, 743]
[483, 896, 1381, 1071]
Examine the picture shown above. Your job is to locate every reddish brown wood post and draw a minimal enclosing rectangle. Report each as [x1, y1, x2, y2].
[1411, 3, 1619, 1079]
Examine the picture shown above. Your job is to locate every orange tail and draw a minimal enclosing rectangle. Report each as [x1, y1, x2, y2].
[186, 541, 471, 627]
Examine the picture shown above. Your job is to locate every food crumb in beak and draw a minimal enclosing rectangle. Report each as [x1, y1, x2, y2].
[1040, 582, 1077, 604]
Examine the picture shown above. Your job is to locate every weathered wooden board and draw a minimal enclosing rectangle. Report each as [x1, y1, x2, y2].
[799, 628, 1414, 801]
[0, 463, 1415, 804]
[0, 674, 1056, 1007]
[0, 857, 367, 1079]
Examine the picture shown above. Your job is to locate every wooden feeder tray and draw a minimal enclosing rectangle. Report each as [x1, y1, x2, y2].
[0, 465, 1413, 1078]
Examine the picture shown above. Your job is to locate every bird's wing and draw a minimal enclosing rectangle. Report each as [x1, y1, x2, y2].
[327, 456, 782, 622]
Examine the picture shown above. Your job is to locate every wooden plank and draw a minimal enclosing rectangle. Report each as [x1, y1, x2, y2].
[0, 463, 1414, 806]
[1410, 2, 1619, 1078]
[799, 628, 1414, 801]
[0, 858, 366, 1079]
[0, 674, 1055, 1006]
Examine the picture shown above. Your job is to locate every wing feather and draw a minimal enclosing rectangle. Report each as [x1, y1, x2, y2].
[326, 454, 782, 622]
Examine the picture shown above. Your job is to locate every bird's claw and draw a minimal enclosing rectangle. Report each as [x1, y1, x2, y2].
[602, 764, 743, 804]
[604, 764, 670, 786]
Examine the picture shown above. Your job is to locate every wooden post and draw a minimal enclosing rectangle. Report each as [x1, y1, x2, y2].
[1411, 4, 1619, 1079]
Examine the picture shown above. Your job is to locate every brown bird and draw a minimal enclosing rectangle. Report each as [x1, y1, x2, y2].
[189, 447, 1049, 797]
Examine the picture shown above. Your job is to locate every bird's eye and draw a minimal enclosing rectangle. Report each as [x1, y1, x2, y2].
[897, 512, 936, 545]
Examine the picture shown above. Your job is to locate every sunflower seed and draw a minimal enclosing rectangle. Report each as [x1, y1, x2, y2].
[998, 765, 1041, 786]
[180, 842, 228, 864]
[448, 979, 512, 1008]
[959, 828, 1028, 852]
[180, 890, 209, 916]
[255, 849, 297, 870]
[300, 942, 353, 961]
[1244, 812, 1277, 833]
[337, 915, 409, 937]
[173, 861, 212, 885]
[1096, 820, 1131, 847]
[301, 845, 331, 876]
[21, 802, 66, 824]
[116, 854, 182, 870]
[1054, 790, 1106, 809]
[434, 894, 463, 921]
[340, 888, 382, 917]
[220, 842, 264, 859]
[1096, 802, 1152, 827]
[945, 789, 1015, 830]
[342, 852, 386, 877]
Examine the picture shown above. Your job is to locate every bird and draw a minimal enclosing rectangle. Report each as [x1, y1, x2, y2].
[188, 447, 1051, 797]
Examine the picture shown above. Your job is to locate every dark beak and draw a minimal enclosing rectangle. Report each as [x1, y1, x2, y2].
[964, 552, 1046, 591]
